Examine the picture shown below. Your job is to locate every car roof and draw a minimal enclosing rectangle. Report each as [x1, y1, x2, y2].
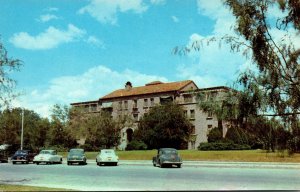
[69, 148, 84, 151]
[40, 149, 55, 152]
[101, 149, 115, 152]
[158, 148, 177, 151]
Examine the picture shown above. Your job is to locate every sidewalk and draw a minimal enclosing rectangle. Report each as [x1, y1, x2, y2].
[86, 159, 300, 169]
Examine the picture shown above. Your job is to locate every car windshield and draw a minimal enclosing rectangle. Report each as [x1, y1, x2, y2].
[162, 149, 177, 154]
[69, 149, 84, 155]
[39, 150, 52, 154]
[101, 150, 115, 155]
[15, 150, 28, 155]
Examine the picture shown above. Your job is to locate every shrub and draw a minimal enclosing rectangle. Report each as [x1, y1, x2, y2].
[225, 127, 250, 145]
[207, 127, 223, 143]
[126, 140, 147, 150]
[198, 142, 251, 151]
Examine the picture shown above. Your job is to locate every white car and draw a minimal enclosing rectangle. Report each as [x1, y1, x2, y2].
[96, 149, 119, 166]
[33, 150, 62, 165]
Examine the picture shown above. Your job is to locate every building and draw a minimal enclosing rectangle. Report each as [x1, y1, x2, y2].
[71, 80, 230, 150]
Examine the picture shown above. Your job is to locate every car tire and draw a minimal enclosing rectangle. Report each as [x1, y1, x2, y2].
[12, 161, 16, 164]
[177, 164, 181, 168]
[36, 162, 39, 165]
[114, 162, 118, 166]
[60, 159, 63, 164]
[67, 162, 70, 165]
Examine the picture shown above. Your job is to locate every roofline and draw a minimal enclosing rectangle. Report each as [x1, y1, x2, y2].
[70, 100, 98, 106]
[100, 90, 177, 102]
[197, 86, 232, 91]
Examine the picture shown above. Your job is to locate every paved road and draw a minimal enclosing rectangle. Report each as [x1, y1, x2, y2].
[1, 160, 300, 191]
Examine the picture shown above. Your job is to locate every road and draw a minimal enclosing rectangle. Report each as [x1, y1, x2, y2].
[1, 160, 300, 191]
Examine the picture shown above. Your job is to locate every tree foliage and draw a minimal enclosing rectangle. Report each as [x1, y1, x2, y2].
[135, 103, 192, 149]
[68, 107, 125, 149]
[0, 39, 22, 109]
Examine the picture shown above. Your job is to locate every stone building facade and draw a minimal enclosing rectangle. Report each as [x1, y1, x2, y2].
[71, 80, 230, 150]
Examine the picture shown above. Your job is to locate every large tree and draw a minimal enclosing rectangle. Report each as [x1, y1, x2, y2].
[0, 108, 50, 150]
[135, 103, 192, 149]
[0, 39, 22, 109]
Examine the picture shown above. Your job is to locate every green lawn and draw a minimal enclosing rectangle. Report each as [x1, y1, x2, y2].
[0, 184, 71, 191]
[59, 150, 300, 162]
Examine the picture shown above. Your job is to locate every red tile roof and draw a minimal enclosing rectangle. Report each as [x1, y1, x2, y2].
[100, 80, 195, 100]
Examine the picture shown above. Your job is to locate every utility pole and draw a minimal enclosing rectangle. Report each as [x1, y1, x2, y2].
[21, 108, 24, 150]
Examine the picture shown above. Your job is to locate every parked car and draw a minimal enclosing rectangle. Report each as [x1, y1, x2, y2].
[11, 150, 36, 164]
[33, 150, 62, 165]
[96, 149, 118, 166]
[152, 148, 182, 168]
[67, 148, 87, 165]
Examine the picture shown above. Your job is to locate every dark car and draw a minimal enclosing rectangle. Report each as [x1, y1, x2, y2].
[67, 148, 87, 165]
[152, 148, 182, 168]
[11, 150, 36, 164]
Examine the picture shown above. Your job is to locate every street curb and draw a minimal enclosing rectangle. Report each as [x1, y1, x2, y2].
[84, 159, 300, 169]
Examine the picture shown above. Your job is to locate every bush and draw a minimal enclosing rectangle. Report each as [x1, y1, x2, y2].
[126, 140, 147, 150]
[198, 142, 251, 151]
[225, 127, 250, 145]
[207, 127, 223, 143]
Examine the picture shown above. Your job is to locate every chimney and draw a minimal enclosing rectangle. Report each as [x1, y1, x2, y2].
[125, 81, 132, 90]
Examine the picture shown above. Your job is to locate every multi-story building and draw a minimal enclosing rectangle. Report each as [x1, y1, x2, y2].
[71, 80, 230, 150]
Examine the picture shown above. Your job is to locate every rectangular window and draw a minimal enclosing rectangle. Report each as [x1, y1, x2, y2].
[207, 124, 213, 131]
[133, 114, 138, 122]
[133, 100, 137, 108]
[207, 110, 213, 118]
[144, 98, 148, 107]
[118, 101, 122, 110]
[124, 101, 128, 110]
[150, 98, 154, 106]
[184, 94, 193, 103]
[190, 109, 195, 119]
[191, 125, 195, 134]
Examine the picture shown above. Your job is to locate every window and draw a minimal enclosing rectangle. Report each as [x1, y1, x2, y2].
[144, 98, 148, 107]
[207, 110, 213, 118]
[207, 124, 213, 131]
[191, 125, 195, 134]
[133, 114, 138, 122]
[190, 110, 195, 119]
[150, 98, 154, 106]
[184, 94, 193, 103]
[184, 110, 187, 117]
[133, 100, 137, 108]
[84, 105, 89, 112]
[118, 101, 122, 110]
[124, 101, 128, 110]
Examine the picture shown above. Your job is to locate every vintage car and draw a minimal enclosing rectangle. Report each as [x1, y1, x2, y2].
[67, 148, 87, 165]
[33, 150, 62, 165]
[11, 150, 36, 164]
[96, 149, 119, 166]
[152, 148, 182, 168]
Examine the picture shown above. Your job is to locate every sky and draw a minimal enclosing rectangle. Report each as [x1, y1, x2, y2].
[0, 0, 293, 118]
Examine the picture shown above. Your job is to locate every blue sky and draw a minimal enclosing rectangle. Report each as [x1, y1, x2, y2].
[1, 0, 290, 117]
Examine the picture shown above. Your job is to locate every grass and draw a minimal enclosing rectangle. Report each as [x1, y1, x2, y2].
[59, 150, 300, 162]
[0, 184, 71, 191]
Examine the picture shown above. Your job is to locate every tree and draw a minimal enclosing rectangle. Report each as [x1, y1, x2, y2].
[135, 103, 192, 149]
[0, 108, 50, 150]
[49, 104, 76, 148]
[68, 106, 125, 149]
[0, 39, 22, 109]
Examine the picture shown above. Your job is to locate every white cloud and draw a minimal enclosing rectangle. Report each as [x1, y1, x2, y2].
[12, 65, 168, 118]
[47, 7, 59, 12]
[10, 24, 86, 50]
[150, 0, 166, 5]
[86, 36, 105, 48]
[78, 0, 148, 25]
[38, 14, 59, 22]
[171, 16, 179, 23]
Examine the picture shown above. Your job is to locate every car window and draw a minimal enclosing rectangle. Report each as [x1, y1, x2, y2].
[70, 150, 84, 155]
[162, 149, 177, 155]
[40, 150, 50, 154]
[15, 150, 28, 155]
